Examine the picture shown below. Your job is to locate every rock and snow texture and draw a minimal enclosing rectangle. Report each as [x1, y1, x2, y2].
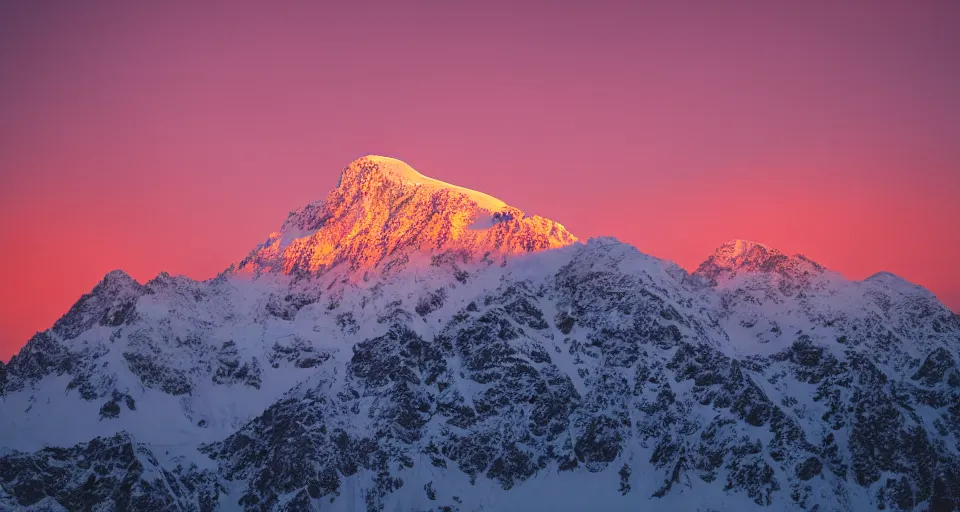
[1, 156, 959, 512]
[237, 155, 577, 276]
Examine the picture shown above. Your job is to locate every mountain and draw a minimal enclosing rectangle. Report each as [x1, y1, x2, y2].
[237, 156, 577, 277]
[694, 239, 826, 285]
[1, 156, 958, 512]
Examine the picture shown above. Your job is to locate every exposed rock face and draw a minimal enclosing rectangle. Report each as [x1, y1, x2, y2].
[1, 156, 958, 511]
[0, 433, 221, 511]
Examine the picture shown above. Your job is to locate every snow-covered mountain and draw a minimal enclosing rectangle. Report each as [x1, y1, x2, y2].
[1, 155, 958, 512]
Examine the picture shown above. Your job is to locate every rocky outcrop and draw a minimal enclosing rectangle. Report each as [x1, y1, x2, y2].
[0, 434, 221, 511]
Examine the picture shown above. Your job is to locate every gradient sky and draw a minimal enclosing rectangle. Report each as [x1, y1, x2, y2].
[2, 1, 959, 361]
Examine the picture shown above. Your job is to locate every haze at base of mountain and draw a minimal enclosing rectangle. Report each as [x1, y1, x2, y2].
[1, 156, 958, 512]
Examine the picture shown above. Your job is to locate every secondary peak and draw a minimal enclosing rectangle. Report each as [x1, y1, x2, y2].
[694, 239, 825, 284]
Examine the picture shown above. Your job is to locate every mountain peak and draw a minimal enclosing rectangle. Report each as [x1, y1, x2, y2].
[864, 271, 935, 297]
[237, 156, 578, 275]
[694, 239, 825, 284]
[337, 156, 509, 213]
[98, 269, 140, 291]
[719, 239, 774, 257]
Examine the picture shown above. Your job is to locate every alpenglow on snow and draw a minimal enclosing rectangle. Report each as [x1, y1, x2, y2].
[1, 156, 959, 512]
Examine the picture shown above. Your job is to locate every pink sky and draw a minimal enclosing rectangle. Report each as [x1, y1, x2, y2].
[1, 1, 959, 361]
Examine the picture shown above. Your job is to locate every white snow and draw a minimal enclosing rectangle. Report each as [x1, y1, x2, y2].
[3, 158, 957, 511]
[356, 155, 509, 212]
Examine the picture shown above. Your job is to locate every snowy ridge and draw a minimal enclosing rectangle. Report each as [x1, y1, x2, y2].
[338, 155, 510, 213]
[1, 157, 959, 512]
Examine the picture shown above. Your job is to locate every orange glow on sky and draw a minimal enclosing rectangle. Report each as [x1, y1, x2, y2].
[1, 1, 959, 361]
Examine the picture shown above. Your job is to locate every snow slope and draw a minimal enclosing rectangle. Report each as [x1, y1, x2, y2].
[1, 156, 958, 512]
